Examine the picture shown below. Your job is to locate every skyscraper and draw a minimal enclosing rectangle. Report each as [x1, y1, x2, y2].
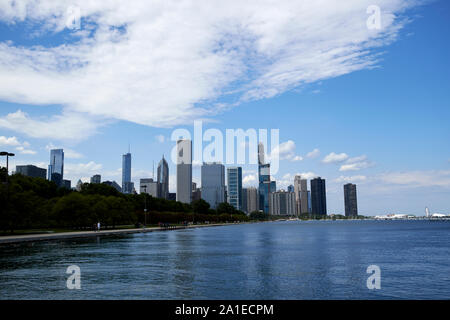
[311, 177, 327, 216]
[242, 187, 248, 213]
[201, 162, 225, 209]
[16, 165, 46, 179]
[63, 179, 71, 189]
[122, 152, 133, 194]
[269, 190, 296, 216]
[176, 139, 192, 204]
[192, 182, 201, 202]
[246, 187, 259, 213]
[102, 180, 122, 192]
[48, 149, 64, 187]
[344, 183, 358, 217]
[157, 155, 169, 199]
[90, 174, 101, 184]
[140, 178, 159, 197]
[258, 143, 275, 213]
[294, 175, 309, 215]
[76, 179, 83, 192]
[227, 167, 242, 211]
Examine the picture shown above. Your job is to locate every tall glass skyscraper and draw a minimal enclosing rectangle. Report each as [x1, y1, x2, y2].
[294, 175, 309, 215]
[201, 162, 225, 209]
[227, 167, 242, 211]
[157, 155, 169, 199]
[122, 152, 133, 194]
[311, 177, 327, 215]
[48, 149, 64, 187]
[344, 183, 358, 217]
[176, 139, 192, 204]
[258, 143, 275, 213]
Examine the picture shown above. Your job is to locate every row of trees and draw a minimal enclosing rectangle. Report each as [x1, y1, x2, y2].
[0, 173, 248, 233]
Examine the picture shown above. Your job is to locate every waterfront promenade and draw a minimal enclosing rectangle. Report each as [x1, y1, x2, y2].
[0, 223, 240, 245]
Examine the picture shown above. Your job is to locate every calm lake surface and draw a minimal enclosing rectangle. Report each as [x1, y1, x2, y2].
[1, 220, 449, 299]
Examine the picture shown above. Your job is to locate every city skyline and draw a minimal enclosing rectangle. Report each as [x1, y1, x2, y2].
[0, 1, 449, 216]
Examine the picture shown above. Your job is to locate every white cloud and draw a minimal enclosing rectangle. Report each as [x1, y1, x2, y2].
[291, 155, 304, 162]
[334, 175, 367, 183]
[243, 174, 257, 186]
[339, 161, 373, 171]
[0, 135, 36, 154]
[65, 161, 102, 175]
[269, 140, 303, 162]
[0, 110, 101, 141]
[339, 155, 374, 171]
[15, 145, 36, 155]
[322, 152, 349, 164]
[64, 161, 103, 183]
[346, 155, 368, 163]
[378, 170, 450, 188]
[0, 136, 20, 146]
[306, 148, 320, 159]
[0, 0, 422, 139]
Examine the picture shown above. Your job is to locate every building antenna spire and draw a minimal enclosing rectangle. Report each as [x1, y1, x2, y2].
[153, 160, 155, 179]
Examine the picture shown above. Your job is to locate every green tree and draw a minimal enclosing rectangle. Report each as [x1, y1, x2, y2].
[192, 199, 211, 214]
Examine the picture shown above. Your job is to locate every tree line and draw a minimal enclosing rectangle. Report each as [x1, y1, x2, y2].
[0, 171, 248, 233]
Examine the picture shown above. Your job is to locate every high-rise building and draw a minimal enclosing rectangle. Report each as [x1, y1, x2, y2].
[90, 174, 101, 184]
[242, 187, 248, 213]
[311, 177, 327, 215]
[227, 167, 243, 211]
[63, 179, 71, 189]
[140, 178, 159, 197]
[258, 143, 276, 213]
[76, 179, 83, 192]
[102, 180, 122, 192]
[246, 187, 259, 214]
[176, 139, 192, 204]
[122, 152, 133, 194]
[192, 182, 201, 202]
[287, 184, 294, 193]
[269, 190, 296, 215]
[157, 155, 169, 199]
[294, 175, 309, 215]
[258, 142, 265, 165]
[201, 162, 225, 209]
[308, 191, 312, 213]
[15, 165, 46, 179]
[344, 183, 358, 217]
[168, 192, 176, 201]
[48, 149, 64, 187]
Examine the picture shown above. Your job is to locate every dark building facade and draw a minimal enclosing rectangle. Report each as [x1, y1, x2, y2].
[15, 165, 46, 179]
[311, 177, 327, 215]
[168, 193, 176, 201]
[102, 180, 122, 192]
[63, 179, 71, 189]
[90, 174, 101, 184]
[344, 183, 358, 217]
[48, 149, 64, 187]
[157, 156, 169, 199]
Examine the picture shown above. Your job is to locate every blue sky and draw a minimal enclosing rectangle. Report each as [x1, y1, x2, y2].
[0, 0, 449, 215]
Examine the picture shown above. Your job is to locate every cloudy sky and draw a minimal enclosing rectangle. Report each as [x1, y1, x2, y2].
[0, 0, 449, 215]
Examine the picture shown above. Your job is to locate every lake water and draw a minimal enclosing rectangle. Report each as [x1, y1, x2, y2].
[1, 220, 449, 299]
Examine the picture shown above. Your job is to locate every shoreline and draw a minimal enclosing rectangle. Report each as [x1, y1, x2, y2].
[0, 222, 247, 245]
[1, 218, 446, 245]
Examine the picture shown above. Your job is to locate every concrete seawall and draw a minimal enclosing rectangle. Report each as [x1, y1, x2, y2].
[0, 223, 241, 245]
